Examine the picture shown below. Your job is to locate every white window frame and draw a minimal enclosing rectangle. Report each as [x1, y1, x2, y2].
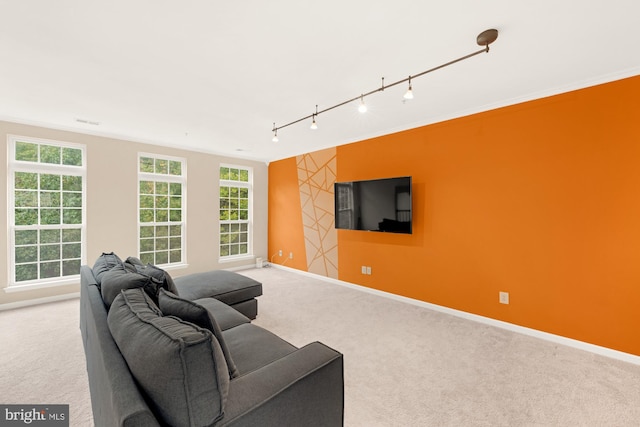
[137, 153, 187, 268]
[7, 135, 86, 291]
[219, 164, 253, 261]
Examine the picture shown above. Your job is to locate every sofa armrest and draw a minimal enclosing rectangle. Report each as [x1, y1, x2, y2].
[221, 342, 344, 427]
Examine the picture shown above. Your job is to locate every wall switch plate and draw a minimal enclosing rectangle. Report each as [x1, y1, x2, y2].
[366, 266, 372, 275]
[278, 250, 282, 257]
[361, 266, 367, 274]
[289, 252, 293, 259]
[499, 291, 509, 304]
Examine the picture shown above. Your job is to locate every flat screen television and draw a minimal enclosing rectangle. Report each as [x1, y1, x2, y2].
[334, 176, 412, 234]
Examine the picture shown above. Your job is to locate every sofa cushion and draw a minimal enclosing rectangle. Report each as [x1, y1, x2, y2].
[100, 264, 162, 308]
[173, 270, 262, 304]
[92, 252, 123, 287]
[108, 288, 229, 427]
[192, 297, 250, 331]
[222, 323, 297, 375]
[125, 256, 179, 295]
[158, 289, 239, 378]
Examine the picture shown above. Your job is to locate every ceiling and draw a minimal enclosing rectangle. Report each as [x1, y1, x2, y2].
[1, 1, 639, 163]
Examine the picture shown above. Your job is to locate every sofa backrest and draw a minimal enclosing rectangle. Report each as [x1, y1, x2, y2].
[79, 265, 160, 427]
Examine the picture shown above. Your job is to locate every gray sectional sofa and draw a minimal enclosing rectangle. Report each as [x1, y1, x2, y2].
[79, 254, 344, 426]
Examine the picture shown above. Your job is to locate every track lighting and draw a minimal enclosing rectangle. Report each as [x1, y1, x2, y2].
[358, 96, 367, 113]
[403, 77, 414, 100]
[270, 28, 498, 140]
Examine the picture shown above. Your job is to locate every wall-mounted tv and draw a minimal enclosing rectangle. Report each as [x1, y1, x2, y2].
[334, 176, 412, 234]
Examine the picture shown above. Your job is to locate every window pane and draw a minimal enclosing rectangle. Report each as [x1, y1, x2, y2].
[140, 209, 154, 222]
[63, 209, 82, 224]
[63, 192, 82, 207]
[169, 250, 181, 263]
[41, 245, 60, 261]
[140, 239, 154, 252]
[229, 169, 239, 181]
[40, 261, 60, 278]
[156, 226, 169, 237]
[41, 145, 61, 164]
[169, 183, 182, 196]
[40, 209, 61, 225]
[40, 191, 60, 207]
[62, 148, 82, 166]
[220, 245, 230, 257]
[15, 172, 38, 189]
[63, 259, 81, 276]
[41, 229, 60, 243]
[239, 244, 248, 254]
[140, 226, 154, 238]
[15, 246, 38, 263]
[169, 210, 181, 221]
[220, 224, 229, 233]
[63, 175, 82, 191]
[15, 190, 37, 207]
[41, 174, 60, 190]
[15, 141, 38, 162]
[156, 195, 168, 209]
[62, 243, 81, 258]
[62, 228, 81, 242]
[15, 209, 38, 225]
[170, 196, 181, 209]
[239, 169, 249, 182]
[156, 210, 168, 222]
[155, 158, 168, 174]
[156, 182, 168, 195]
[140, 181, 154, 194]
[220, 167, 229, 180]
[169, 161, 181, 176]
[15, 230, 38, 245]
[156, 251, 168, 264]
[169, 225, 181, 236]
[140, 157, 154, 173]
[169, 237, 181, 249]
[140, 253, 154, 264]
[16, 264, 38, 282]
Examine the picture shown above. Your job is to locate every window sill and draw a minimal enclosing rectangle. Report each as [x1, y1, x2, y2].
[157, 263, 189, 272]
[4, 277, 79, 293]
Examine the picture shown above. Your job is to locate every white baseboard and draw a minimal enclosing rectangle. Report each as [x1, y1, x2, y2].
[270, 264, 640, 366]
[0, 292, 80, 312]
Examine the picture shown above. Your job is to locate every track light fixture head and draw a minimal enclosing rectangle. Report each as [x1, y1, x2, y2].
[358, 95, 367, 113]
[272, 123, 279, 142]
[403, 77, 414, 100]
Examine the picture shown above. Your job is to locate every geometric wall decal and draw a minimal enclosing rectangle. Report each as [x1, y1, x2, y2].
[296, 148, 338, 278]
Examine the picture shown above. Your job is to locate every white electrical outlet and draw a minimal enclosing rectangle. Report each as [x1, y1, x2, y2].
[499, 291, 509, 304]
[289, 252, 293, 259]
[361, 266, 367, 274]
[366, 266, 372, 275]
[278, 250, 282, 257]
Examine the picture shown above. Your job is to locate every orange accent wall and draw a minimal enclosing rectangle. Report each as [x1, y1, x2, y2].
[268, 75, 640, 356]
[268, 156, 308, 270]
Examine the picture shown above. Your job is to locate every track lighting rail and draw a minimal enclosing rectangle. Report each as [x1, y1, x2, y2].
[271, 29, 498, 140]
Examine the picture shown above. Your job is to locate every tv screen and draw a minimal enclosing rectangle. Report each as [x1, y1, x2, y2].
[334, 176, 412, 234]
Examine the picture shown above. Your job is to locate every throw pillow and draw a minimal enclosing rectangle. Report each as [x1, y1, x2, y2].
[100, 264, 161, 308]
[108, 288, 228, 426]
[125, 256, 179, 295]
[92, 252, 123, 287]
[157, 289, 239, 378]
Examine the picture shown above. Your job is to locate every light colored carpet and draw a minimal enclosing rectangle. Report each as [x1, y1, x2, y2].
[1, 267, 639, 426]
[244, 267, 640, 427]
[0, 298, 93, 426]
